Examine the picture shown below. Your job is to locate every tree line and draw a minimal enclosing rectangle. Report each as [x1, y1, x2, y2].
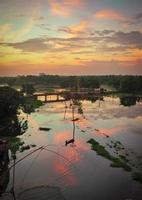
[0, 75, 142, 93]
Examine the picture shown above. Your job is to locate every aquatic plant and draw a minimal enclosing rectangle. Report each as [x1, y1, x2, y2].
[87, 138, 132, 172]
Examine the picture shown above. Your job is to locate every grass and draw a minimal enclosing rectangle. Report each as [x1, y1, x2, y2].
[119, 155, 129, 162]
[110, 157, 131, 172]
[87, 138, 132, 172]
[88, 138, 112, 160]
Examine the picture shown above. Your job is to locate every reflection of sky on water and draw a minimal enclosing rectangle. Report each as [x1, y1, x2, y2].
[6, 96, 142, 200]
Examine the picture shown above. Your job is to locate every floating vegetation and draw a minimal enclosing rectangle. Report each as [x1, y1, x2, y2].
[110, 157, 131, 172]
[76, 111, 142, 185]
[87, 138, 132, 172]
[87, 138, 142, 184]
[88, 138, 111, 159]
[119, 155, 129, 162]
[39, 127, 51, 131]
[31, 144, 36, 148]
[20, 144, 37, 152]
[20, 145, 30, 152]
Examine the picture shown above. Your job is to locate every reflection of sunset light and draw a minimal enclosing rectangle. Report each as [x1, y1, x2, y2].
[54, 161, 77, 186]
[64, 147, 80, 163]
[54, 131, 71, 143]
[53, 136, 90, 186]
[75, 140, 89, 152]
[54, 131, 89, 163]
[55, 162, 69, 174]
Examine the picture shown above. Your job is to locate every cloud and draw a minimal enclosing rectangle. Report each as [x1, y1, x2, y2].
[93, 30, 115, 36]
[95, 9, 125, 21]
[49, 0, 81, 16]
[134, 12, 142, 20]
[58, 19, 89, 36]
[1, 36, 95, 53]
[4, 38, 51, 53]
[109, 31, 142, 48]
[119, 12, 142, 28]
[1, 30, 142, 55]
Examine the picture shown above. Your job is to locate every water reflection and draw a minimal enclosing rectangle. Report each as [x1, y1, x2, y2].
[1, 95, 142, 199]
[120, 96, 141, 107]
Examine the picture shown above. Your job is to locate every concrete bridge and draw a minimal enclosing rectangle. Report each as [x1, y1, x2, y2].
[33, 92, 65, 102]
[33, 91, 105, 103]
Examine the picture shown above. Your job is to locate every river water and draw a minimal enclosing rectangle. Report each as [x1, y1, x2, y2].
[4, 96, 142, 200]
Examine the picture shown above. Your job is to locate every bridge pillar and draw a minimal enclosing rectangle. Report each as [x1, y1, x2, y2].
[45, 95, 47, 102]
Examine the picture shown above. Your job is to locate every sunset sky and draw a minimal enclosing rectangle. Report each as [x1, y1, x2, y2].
[0, 0, 142, 76]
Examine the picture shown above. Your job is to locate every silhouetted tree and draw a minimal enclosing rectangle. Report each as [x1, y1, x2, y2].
[120, 96, 137, 106]
[0, 87, 24, 119]
[21, 84, 36, 95]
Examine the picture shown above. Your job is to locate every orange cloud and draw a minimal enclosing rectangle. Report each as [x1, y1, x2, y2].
[50, 0, 81, 16]
[58, 19, 90, 36]
[69, 20, 89, 35]
[95, 9, 125, 21]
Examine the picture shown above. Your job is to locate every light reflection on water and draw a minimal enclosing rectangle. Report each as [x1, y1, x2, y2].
[5, 96, 142, 200]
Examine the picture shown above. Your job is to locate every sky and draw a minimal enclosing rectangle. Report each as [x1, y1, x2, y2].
[0, 0, 142, 76]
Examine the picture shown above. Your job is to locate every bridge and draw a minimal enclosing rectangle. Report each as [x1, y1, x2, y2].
[33, 91, 105, 103]
[33, 92, 65, 102]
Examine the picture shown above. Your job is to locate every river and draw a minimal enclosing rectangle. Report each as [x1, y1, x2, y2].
[2, 95, 142, 200]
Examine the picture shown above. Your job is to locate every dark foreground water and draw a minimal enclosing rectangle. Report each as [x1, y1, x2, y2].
[1, 96, 142, 200]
